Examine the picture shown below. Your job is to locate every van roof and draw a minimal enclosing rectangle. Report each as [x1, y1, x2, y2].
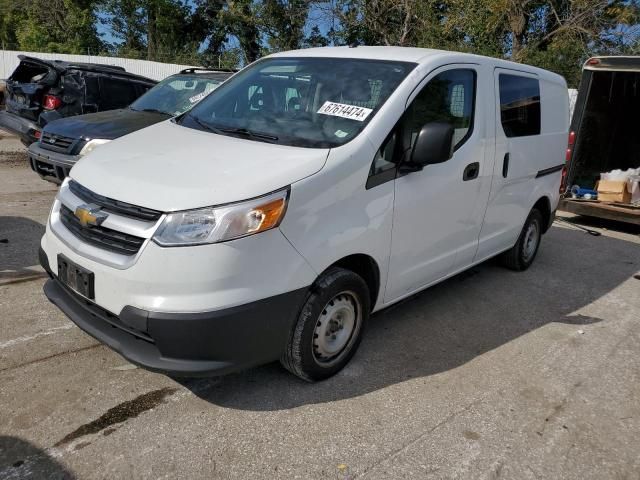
[268, 46, 567, 85]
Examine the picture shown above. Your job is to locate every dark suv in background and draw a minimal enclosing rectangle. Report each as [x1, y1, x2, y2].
[28, 68, 232, 183]
[0, 55, 156, 145]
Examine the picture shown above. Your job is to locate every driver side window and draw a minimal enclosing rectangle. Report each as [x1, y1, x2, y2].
[367, 68, 476, 189]
[403, 69, 476, 152]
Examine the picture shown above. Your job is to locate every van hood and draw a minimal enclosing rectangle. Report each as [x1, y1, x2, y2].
[70, 120, 329, 211]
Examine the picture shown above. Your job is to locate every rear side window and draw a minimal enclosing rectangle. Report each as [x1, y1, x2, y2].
[134, 83, 152, 98]
[499, 74, 541, 137]
[99, 77, 140, 109]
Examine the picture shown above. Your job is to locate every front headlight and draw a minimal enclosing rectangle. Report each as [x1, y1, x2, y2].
[152, 188, 289, 246]
[79, 138, 111, 156]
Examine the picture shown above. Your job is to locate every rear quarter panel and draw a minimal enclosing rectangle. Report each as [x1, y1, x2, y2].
[534, 77, 569, 211]
[475, 72, 567, 263]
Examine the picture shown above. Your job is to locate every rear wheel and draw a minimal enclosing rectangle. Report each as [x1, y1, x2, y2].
[281, 267, 370, 382]
[501, 209, 543, 271]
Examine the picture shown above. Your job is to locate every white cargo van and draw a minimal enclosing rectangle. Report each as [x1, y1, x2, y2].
[40, 47, 569, 381]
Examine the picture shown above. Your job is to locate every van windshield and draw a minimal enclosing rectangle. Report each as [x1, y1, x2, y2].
[178, 57, 417, 148]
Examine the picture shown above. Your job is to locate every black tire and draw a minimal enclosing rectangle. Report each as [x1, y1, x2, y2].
[501, 209, 544, 271]
[281, 267, 370, 382]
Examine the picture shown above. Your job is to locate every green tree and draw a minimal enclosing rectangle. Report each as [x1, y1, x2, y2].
[101, 0, 146, 55]
[331, 0, 451, 47]
[0, 0, 26, 48]
[4, 0, 637, 79]
[222, 0, 261, 62]
[4, 0, 102, 53]
[329, 0, 639, 86]
[259, 0, 311, 51]
[148, 0, 203, 62]
[332, 0, 417, 46]
[508, 0, 639, 85]
[191, 0, 228, 59]
[102, 0, 202, 62]
[440, 0, 506, 56]
[304, 25, 329, 47]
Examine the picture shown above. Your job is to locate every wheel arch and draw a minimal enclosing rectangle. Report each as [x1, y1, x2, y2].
[319, 254, 381, 311]
[532, 196, 553, 233]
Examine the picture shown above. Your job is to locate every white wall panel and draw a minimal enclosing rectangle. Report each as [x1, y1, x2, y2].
[1, 50, 198, 81]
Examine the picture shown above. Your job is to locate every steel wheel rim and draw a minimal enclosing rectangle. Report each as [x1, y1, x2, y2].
[523, 221, 539, 262]
[312, 291, 361, 366]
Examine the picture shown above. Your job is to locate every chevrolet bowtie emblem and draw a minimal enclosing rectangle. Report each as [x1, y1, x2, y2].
[74, 203, 108, 227]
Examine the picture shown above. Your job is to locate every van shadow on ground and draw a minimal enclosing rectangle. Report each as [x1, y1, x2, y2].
[0, 436, 75, 480]
[180, 225, 639, 411]
[0, 216, 45, 271]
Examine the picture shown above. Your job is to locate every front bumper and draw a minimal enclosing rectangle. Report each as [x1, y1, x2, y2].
[0, 110, 40, 145]
[28, 143, 80, 184]
[41, 248, 308, 376]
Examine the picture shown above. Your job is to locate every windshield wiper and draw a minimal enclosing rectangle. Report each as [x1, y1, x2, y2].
[137, 108, 171, 115]
[218, 127, 279, 142]
[187, 114, 279, 143]
[189, 115, 226, 135]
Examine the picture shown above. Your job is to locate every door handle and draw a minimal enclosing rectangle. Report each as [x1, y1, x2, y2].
[502, 153, 510, 178]
[463, 162, 480, 181]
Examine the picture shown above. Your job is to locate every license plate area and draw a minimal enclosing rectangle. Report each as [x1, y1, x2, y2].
[57, 254, 95, 299]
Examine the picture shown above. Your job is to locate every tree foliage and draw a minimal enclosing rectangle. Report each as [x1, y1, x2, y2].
[0, 0, 638, 84]
[259, 0, 311, 52]
[1, 0, 103, 53]
[331, 0, 639, 86]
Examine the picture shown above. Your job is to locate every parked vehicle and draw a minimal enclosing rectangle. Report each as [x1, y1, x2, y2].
[0, 79, 6, 109]
[40, 47, 569, 381]
[28, 68, 233, 184]
[0, 55, 156, 145]
[561, 56, 640, 225]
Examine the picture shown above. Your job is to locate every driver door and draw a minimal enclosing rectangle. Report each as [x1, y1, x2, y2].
[385, 65, 491, 302]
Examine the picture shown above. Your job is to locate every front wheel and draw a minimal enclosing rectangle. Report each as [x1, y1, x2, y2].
[281, 267, 370, 382]
[500, 208, 543, 271]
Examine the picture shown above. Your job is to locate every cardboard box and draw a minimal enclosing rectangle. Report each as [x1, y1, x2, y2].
[596, 180, 632, 204]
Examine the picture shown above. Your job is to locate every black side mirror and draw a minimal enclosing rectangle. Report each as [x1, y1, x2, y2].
[408, 122, 454, 169]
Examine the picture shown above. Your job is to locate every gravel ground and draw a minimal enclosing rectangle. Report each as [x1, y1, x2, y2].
[0, 135, 639, 480]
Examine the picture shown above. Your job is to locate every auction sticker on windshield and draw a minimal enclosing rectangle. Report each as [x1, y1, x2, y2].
[317, 101, 373, 122]
[189, 92, 208, 104]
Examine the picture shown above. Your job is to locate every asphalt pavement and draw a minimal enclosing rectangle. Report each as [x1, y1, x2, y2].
[1, 134, 639, 479]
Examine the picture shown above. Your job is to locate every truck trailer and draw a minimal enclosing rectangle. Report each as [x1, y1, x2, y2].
[561, 56, 640, 225]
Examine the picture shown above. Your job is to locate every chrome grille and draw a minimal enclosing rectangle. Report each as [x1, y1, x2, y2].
[59, 204, 145, 256]
[41, 132, 75, 150]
